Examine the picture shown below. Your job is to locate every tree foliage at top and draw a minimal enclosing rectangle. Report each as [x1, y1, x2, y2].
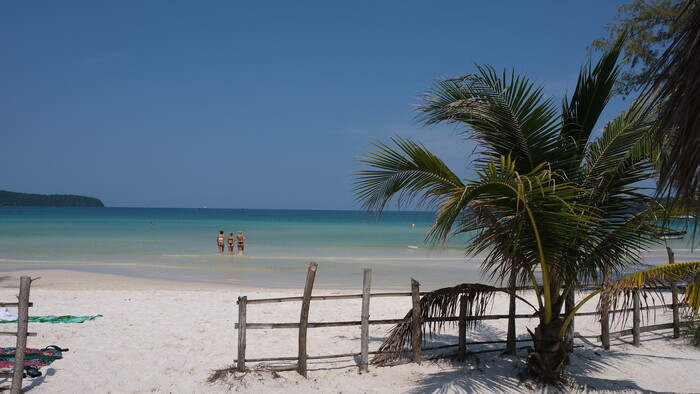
[643, 0, 700, 213]
[590, 0, 687, 95]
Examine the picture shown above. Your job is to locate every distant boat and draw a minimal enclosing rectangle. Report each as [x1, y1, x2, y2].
[661, 230, 687, 240]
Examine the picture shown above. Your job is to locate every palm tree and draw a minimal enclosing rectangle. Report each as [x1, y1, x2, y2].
[354, 40, 678, 382]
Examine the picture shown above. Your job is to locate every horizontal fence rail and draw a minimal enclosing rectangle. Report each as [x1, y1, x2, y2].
[240, 281, 668, 305]
[235, 305, 675, 330]
[241, 287, 682, 306]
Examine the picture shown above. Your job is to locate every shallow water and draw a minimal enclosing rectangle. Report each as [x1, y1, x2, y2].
[0, 207, 698, 290]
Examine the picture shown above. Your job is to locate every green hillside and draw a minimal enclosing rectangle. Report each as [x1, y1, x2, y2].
[0, 190, 104, 207]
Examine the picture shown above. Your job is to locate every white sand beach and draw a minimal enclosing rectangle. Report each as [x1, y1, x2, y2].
[0, 269, 699, 393]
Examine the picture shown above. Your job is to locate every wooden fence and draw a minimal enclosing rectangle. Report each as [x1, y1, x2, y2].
[0, 276, 35, 394]
[233, 261, 690, 377]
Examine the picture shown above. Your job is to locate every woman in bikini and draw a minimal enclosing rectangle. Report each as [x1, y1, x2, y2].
[216, 230, 225, 254]
[236, 231, 247, 255]
[227, 232, 235, 255]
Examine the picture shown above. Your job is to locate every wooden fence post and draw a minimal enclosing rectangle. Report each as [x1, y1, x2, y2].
[457, 295, 467, 361]
[601, 267, 611, 350]
[667, 247, 680, 339]
[632, 289, 641, 347]
[298, 262, 318, 378]
[565, 289, 575, 353]
[410, 279, 421, 364]
[671, 282, 680, 339]
[505, 270, 517, 355]
[10, 276, 31, 394]
[360, 269, 372, 373]
[237, 296, 247, 372]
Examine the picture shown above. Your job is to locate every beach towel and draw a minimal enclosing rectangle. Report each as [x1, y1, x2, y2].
[0, 315, 102, 324]
[0, 346, 67, 378]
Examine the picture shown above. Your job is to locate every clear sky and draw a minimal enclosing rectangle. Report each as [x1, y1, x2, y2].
[1, 1, 631, 210]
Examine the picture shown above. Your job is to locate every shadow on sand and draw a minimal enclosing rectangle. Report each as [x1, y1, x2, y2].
[408, 351, 530, 394]
[562, 334, 690, 393]
[393, 328, 680, 393]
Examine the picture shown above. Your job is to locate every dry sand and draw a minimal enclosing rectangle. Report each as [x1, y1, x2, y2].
[0, 269, 698, 393]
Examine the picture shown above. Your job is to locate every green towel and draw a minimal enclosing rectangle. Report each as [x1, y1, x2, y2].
[0, 315, 102, 324]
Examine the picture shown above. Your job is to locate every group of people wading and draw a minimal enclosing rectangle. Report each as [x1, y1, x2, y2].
[217, 230, 247, 255]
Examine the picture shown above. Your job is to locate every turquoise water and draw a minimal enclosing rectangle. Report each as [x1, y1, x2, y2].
[1, 207, 698, 290]
[0, 207, 474, 290]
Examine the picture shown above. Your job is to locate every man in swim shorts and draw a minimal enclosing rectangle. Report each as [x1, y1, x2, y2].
[216, 230, 225, 254]
[236, 231, 247, 255]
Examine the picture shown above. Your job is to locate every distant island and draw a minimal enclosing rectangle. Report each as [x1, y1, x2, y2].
[0, 190, 104, 207]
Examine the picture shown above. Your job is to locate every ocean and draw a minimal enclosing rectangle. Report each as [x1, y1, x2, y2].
[0, 206, 698, 290]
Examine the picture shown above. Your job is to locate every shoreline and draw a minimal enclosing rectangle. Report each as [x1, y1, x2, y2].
[0, 267, 420, 293]
[0, 269, 239, 291]
[2, 244, 698, 293]
[0, 259, 491, 292]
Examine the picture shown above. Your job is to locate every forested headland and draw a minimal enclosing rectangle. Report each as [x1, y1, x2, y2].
[0, 190, 104, 207]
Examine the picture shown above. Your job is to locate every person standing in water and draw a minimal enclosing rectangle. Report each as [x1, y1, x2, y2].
[236, 231, 247, 255]
[227, 232, 235, 255]
[216, 230, 225, 254]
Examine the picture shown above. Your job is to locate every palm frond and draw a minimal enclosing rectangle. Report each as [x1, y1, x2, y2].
[415, 65, 561, 174]
[353, 137, 463, 212]
[599, 261, 700, 326]
[578, 208, 666, 284]
[561, 33, 625, 164]
[426, 154, 597, 273]
[583, 95, 657, 188]
[371, 283, 500, 366]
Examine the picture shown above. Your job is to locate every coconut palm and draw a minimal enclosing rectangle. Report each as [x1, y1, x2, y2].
[360, 147, 597, 377]
[354, 40, 675, 382]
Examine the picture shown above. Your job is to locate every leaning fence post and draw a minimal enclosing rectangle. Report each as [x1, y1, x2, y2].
[457, 294, 467, 361]
[360, 268, 372, 373]
[410, 278, 422, 364]
[236, 296, 247, 372]
[10, 276, 31, 394]
[298, 262, 318, 378]
[632, 289, 641, 347]
[601, 267, 611, 350]
[667, 247, 680, 339]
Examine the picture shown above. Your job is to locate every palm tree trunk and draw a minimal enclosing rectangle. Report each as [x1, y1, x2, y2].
[527, 317, 569, 382]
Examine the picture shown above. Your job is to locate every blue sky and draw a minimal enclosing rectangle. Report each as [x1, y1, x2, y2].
[1, 1, 630, 209]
